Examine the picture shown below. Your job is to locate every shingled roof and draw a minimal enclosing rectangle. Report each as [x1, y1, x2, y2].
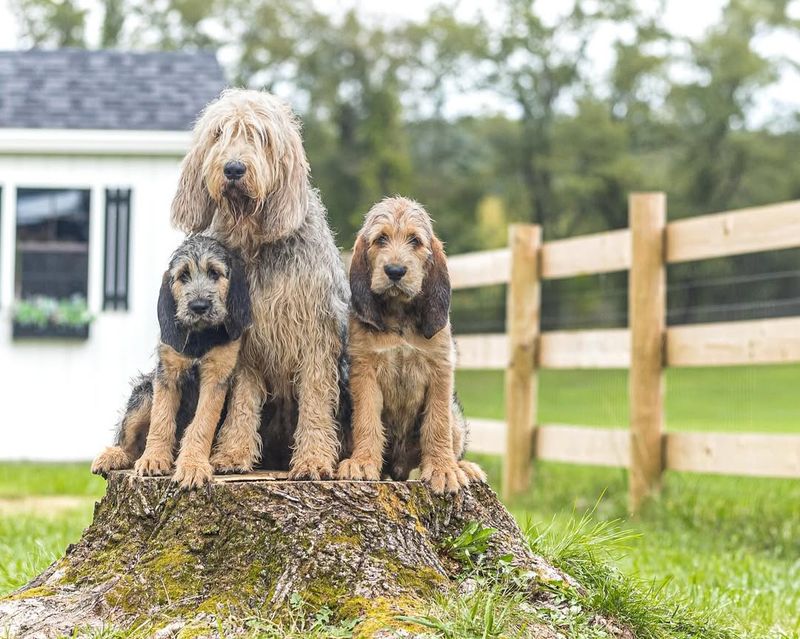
[0, 49, 226, 131]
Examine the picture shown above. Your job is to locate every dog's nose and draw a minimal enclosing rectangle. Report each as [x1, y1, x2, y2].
[384, 264, 407, 281]
[188, 299, 211, 315]
[223, 160, 246, 181]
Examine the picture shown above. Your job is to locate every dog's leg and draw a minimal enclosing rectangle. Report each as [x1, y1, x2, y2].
[210, 366, 264, 473]
[337, 359, 384, 481]
[288, 348, 340, 480]
[135, 348, 190, 476]
[419, 368, 468, 494]
[174, 341, 241, 488]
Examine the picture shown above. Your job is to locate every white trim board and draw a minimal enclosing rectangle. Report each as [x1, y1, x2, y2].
[0, 128, 191, 156]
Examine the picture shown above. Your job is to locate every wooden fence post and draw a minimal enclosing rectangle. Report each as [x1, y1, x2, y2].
[628, 192, 667, 514]
[503, 224, 542, 501]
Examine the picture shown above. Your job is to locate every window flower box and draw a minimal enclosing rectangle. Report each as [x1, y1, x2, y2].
[12, 321, 90, 340]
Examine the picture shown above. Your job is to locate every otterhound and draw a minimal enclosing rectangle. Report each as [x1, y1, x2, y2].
[338, 197, 486, 494]
[170, 89, 349, 478]
[91, 236, 251, 488]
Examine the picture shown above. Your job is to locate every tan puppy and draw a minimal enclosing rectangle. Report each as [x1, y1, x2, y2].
[338, 197, 485, 494]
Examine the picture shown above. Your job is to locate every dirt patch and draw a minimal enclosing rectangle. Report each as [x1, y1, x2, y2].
[0, 496, 94, 516]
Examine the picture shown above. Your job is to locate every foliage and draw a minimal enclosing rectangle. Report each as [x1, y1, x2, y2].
[12, 296, 93, 329]
[10, 0, 800, 326]
[441, 521, 499, 569]
[405, 517, 737, 639]
[237, 593, 361, 638]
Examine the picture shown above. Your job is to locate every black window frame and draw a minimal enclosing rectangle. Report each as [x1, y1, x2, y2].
[14, 187, 92, 302]
[103, 188, 132, 311]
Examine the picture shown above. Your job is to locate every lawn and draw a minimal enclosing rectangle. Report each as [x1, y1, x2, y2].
[455, 366, 800, 638]
[456, 365, 800, 432]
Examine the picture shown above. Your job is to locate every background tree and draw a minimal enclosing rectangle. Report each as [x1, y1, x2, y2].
[12, 0, 87, 47]
[10, 0, 800, 328]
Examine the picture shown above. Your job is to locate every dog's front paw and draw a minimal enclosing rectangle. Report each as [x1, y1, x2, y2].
[458, 460, 488, 484]
[173, 457, 214, 489]
[337, 457, 381, 481]
[91, 446, 132, 477]
[134, 451, 173, 477]
[420, 460, 469, 494]
[288, 457, 335, 481]
[209, 450, 253, 474]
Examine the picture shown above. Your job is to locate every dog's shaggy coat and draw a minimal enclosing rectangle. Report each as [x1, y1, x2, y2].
[337, 197, 485, 493]
[91, 236, 251, 488]
[171, 89, 349, 478]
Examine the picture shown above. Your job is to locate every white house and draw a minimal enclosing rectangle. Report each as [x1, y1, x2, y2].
[0, 49, 226, 460]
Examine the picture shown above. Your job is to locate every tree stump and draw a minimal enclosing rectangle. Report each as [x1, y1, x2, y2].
[0, 473, 621, 638]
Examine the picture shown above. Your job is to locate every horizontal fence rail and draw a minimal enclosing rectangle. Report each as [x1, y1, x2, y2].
[666, 316, 800, 367]
[446, 194, 800, 509]
[666, 200, 800, 263]
[541, 228, 632, 279]
[540, 329, 630, 369]
[467, 422, 800, 478]
[448, 248, 511, 289]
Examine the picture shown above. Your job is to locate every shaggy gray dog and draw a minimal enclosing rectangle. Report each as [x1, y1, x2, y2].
[171, 88, 349, 479]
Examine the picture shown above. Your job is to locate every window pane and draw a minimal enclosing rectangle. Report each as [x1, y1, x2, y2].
[16, 188, 90, 299]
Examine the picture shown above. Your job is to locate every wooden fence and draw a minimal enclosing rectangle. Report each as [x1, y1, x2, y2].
[450, 193, 800, 512]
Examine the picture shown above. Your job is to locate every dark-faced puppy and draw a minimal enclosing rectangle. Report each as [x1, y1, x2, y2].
[91, 235, 251, 488]
[337, 197, 486, 494]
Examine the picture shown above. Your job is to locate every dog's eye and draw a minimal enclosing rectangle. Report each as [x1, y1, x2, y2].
[375, 234, 389, 247]
[207, 268, 221, 281]
[178, 271, 191, 283]
[214, 127, 222, 140]
[408, 235, 421, 248]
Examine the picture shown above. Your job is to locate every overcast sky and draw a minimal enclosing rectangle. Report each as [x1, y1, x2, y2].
[1, 0, 798, 125]
[0, 0, 731, 52]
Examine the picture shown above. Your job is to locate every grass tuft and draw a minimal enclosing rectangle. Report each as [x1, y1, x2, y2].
[527, 514, 737, 639]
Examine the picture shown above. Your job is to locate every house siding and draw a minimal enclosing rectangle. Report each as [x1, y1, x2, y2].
[0, 153, 185, 460]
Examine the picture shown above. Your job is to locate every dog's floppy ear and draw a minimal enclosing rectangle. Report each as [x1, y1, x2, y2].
[416, 236, 451, 339]
[349, 235, 384, 331]
[261, 110, 309, 240]
[157, 271, 187, 351]
[224, 254, 252, 341]
[171, 128, 215, 233]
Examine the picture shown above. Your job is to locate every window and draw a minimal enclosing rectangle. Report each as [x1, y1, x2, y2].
[15, 188, 91, 300]
[104, 188, 131, 310]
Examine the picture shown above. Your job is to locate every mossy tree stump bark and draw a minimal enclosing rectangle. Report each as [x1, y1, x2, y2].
[1, 473, 609, 638]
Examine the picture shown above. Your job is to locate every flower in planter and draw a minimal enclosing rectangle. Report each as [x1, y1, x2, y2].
[13, 295, 93, 329]
[54, 296, 94, 328]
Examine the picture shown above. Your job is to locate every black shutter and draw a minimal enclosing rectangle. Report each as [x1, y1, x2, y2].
[103, 188, 131, 310]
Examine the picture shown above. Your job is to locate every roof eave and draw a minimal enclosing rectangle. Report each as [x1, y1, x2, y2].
[0, 128, 191, 156]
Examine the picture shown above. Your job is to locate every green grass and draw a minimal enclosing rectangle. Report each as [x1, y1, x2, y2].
[469, 454, 800, 639]
[457, 365, 800, 636]
[0, 462, 105, 499]
[0, 505, 96, 593]
[457, 365, 800, 432]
